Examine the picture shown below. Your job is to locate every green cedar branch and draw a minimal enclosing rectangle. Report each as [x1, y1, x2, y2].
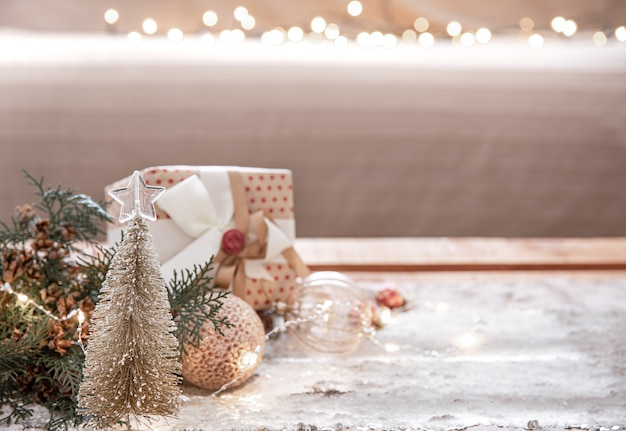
[23, 170, 112, 246]
[167, 258, 233, 358]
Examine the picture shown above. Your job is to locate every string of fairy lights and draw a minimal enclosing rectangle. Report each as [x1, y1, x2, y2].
[1, 281, 86, 352]
[3, 275, 484, 356]
[100, 2, 626, 49]
[2, 275, 482, 394]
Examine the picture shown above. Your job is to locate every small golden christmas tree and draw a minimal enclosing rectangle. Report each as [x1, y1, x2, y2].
[78, 171, 181, 427]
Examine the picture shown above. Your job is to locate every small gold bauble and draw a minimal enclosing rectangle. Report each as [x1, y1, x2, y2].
[182, 294, 265, 391]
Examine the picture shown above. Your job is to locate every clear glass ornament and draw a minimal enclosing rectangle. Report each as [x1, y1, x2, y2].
[285, 271, 374, 355]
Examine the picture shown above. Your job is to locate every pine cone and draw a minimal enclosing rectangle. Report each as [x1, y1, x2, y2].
[43, 283, 63, 306]
[48, 321, 73, 356]
[15, 365, 37, 394]
[13, 204, 38, 229]
[34, 219, 49, 236]
[59, 224, 77, 241]
[76, 297, 95, 344]
[33, 378, 60, 404]
[80, 296, 94, 315]
[16, 365, 61, 404]
[48, 338, 74, 356]
[1, 248, 40, 283]
[56, 296, 68, 318]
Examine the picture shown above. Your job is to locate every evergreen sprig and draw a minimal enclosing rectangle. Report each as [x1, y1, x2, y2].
[0, 300, 50, 425]
[36, 348, 84, 401]
[0, 171, 112, 250]
[1, 172, 231, 430]
[168, 259, 233, 358]
[24, 170, 113, 245]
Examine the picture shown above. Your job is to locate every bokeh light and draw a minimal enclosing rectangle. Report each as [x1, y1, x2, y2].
[234, 6, 248, 22]
[382, 33, 398, 49]
[593, 31, 607, 46]
[418, 32, 435, 48]
[551, 16, 566, 33]
[219, 28, 245, 47]
[562, 20, 577, 37]
[356, 31, 371, 49]
[241, 15, 256, 30]
[202, 33, 216, 47]
[528, 33, 544, 49]
[127, 31, 142, 46]
[142, 18, 157, 35]
[370, 31, 383, 47]
[167, 28, 184, 43]
[287, 26, 304, 43]
[402, 29, 417, 42]
[324, 23, 341, 40]
[519, 17, 534, 32]
[311, 17, 327, 33]
[334, 35, 349, 50]
[104, 9, 119, 25]
[261, 28, 285, 46]
[446, 21, 462, 37]
[202, 11, 218, 27]
[414, 17, 429, 33]
[460, 32, 476, 47]
[475, 27, 492, 44]
[347, 1, 363, 17]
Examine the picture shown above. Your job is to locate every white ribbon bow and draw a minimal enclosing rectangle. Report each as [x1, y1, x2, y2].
[157, 170, 294, 283]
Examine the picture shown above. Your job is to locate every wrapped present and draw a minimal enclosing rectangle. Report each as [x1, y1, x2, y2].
[106, 166, 310, 310]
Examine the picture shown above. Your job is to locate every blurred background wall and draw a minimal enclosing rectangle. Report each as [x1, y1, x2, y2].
[1, 0, 625, 237]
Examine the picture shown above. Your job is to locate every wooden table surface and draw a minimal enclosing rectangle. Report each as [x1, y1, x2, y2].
[294, 237, 626, 271]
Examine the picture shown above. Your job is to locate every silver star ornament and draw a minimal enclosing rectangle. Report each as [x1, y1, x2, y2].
[108, 170, 165, 223]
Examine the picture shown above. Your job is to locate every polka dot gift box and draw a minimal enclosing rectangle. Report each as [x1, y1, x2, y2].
[106, 166, 310, 310]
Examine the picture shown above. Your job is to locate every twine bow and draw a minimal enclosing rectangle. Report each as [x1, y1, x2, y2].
[158, 170, 309, 308]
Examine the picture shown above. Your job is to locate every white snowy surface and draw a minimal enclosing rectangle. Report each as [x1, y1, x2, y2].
[158, 274, 626, 431]
[4, 273, 626, 430]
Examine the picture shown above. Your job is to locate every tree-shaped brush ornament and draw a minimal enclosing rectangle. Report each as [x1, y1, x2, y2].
[78, 171, 181, 427]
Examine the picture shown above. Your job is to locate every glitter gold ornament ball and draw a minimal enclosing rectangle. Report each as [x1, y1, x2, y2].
[182, 294, 265, 391]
